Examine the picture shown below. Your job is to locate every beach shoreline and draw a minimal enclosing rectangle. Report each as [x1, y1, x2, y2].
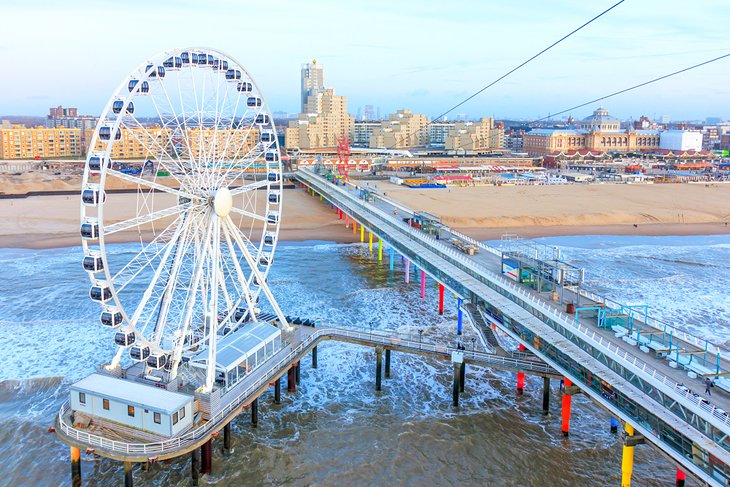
[2, 181, 730, 249]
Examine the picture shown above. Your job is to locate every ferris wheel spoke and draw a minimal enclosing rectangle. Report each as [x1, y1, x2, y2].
[126, 216, 189, 328]
[112, 217, 182, 293]
[228, 178, 269, 196]
[146, 88, 193, 179]
[120, 114, 187, 183]
[228, 206, 267, 222]
[106, 169, 197, 200]
[104, 202, 195, 235]
[149, 212, 196, 346]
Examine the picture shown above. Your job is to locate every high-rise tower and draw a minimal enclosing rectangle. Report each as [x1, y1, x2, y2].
[300, 60, 324, 113]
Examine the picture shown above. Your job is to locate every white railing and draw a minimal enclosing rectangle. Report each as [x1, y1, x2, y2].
[299, 170, 730, 433]
[57, 325, 552, 456]
[339, 171, 722, 355]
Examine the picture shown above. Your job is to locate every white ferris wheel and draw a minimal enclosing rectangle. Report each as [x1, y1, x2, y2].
[80, 47, 288, 392]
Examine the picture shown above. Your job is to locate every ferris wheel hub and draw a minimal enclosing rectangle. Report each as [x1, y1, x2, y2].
[213, 186, 233, 217]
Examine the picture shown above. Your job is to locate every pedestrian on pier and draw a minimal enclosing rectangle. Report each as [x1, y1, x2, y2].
[705, 377, 713, 396]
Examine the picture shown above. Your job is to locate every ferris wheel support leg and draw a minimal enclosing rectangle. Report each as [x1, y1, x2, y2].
[108, 347, 125, 370]
[204, 218, 222, 392]
[223, 218, 290, 332]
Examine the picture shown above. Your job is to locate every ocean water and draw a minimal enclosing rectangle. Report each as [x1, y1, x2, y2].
[1, 235, 728, 486]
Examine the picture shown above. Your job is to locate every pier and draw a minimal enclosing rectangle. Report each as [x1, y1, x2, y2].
[294, 168, 730, 486]
[56, 323, 555, 484]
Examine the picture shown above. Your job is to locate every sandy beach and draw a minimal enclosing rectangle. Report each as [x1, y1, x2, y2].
[367, 181, 730, 239]
[1, 173, 730, 248]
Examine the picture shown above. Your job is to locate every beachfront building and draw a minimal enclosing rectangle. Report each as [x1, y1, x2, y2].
[369, 110, 430, 149]
[523, 108, 661, 156]
[352, 121, 381, 147]
[285, 88, 353, 149]
[0, 124, 83, 159]
[445, 118, 505, 151]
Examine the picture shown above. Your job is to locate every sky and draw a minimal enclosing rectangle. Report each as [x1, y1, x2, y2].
[0, 0, 728, 121]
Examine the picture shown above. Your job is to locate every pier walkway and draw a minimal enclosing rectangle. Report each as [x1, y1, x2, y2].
[56, 323, 556, 462]
[296, 168, 730, 486]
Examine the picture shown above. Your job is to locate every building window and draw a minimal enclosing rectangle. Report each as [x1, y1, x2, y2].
[153, 412, 161, 424]
[179, 407, 185, 420]
[103, 398, 110, 410]
[128, 405, 135, 417]
[172, 412, 179, 425]
[79, 392, 86, 405]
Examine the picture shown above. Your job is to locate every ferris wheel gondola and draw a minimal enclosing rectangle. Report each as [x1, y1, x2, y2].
[80, 47, 288, 392]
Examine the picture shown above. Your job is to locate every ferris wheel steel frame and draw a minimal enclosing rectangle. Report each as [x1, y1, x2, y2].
[80, 47, 288, 392]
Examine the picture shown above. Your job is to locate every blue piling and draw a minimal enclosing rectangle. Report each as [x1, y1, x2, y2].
[610, 417, 619, 433]
[389, 248, 395, 271]
[457, 298, 463, 335]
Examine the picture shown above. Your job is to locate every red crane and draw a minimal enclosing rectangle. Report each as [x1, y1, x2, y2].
[336, 133, 351, 180]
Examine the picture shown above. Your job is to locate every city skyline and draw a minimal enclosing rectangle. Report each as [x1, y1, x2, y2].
[1, 0, 728, 121]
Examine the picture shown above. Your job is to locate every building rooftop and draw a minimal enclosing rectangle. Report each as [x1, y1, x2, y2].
[581, 107, 620, 124]
[192, 321, 281, 372]
[71, 373, 192, 414]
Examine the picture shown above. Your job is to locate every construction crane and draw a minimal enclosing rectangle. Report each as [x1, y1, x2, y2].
[336, 133, 351, 180]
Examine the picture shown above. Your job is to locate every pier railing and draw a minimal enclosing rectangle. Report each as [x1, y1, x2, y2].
[57, 326, 553, 456]
[345, 173, 723, 356]
[298, 170, 730, 433]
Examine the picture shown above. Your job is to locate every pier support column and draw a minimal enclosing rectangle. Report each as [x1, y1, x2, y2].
[70, 447, 81, 487]
[124, 461, 133, 487]
[420, 270, 426, 299]
[561, 378, 572, 437]
[375, 347, 383, 391]
[459, 362, 466, 393]
[360, 225, 365, 243]
[621, 423, 636, 487]
[389, 248, 395, 271]
[191, 448, 200, 486]
[274, 377, 281, 404]
[201, 439, 212, 475]
[295, 362, 301, 385]
[457, 298, 463, 335]
[378, 238, 383, 261]
[223, 422, 232, 454]
[438, 284, 445, 315]
[338, 209, 343, 220]
[353, 221, 357, 235]
[369, 232, 373, 252]
[312, 345, 318, 369]
[610, 417, 619, 433]
[405, 259, 410, 284]
[676, 469, 686, 487]
[287, 366, 296, 392]
[345, 215, 349, 228]
[542, 377, 550, 415]
[251, 398, 258, 427]
[385, 349, 391, 378]
[452, 361, 462, 407]
[516, 372, 525, 395]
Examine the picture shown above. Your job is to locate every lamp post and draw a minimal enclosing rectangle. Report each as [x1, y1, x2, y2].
[471, 337, 476, 355]
[418, 328, 424, 350]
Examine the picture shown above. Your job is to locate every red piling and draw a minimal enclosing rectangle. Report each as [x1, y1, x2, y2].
[438, 283, 445, 315]
[561, 377, 572, 437]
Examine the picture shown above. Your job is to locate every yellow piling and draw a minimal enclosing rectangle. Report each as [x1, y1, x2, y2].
[353, 221, 357, 234]
[369, 232, 373, 252]
[378, 238, 383, 261]
[621, 423, 635, 487]
[360, 225, 365, 243]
